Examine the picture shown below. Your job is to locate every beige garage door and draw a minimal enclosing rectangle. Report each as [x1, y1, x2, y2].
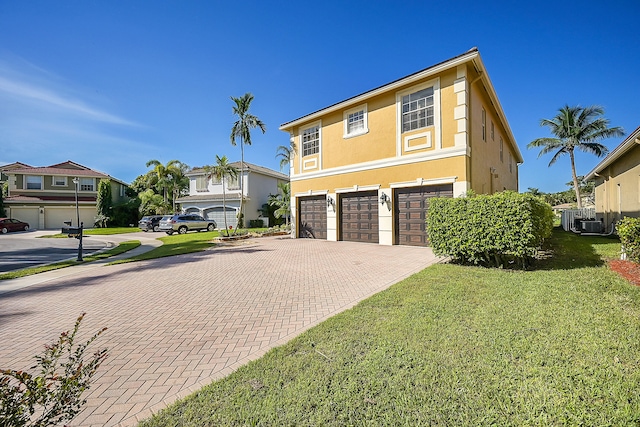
[8, 207, 39, 229]
[45, 207, 76, 229]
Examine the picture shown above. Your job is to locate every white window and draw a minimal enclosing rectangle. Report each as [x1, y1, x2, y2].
[509, 152, 512, 173]
[401, 87, 434, 132]
[196, 175, 208, 192]
[343, 104, 368, 138]
[491, 121, 495, 141]
[119, 184, 125, 197]
[26, 175, 42, 190]
[500, 137, 504, 163]
[52, 176, 67, 186]
[302, 125, 320, 156]
[80, 177, 94, 191]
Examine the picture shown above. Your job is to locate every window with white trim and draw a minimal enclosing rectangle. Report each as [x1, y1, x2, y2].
[80, 177, 94, 191]
[196, 175, 208, 192]
[52, 176, 67, 186]
[499, 137, 504, 163]
[482, 108, 486, 141]
[401, 87, 434, 132]
[343, 105, 368, 138]
[491, 121, 494, 141]
[26, 175, 42, 190]
[302, 125, 319, 156]
[227, 174, 240, 190]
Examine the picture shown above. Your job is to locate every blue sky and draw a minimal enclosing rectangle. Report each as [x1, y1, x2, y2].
[0, 0, 638, 193]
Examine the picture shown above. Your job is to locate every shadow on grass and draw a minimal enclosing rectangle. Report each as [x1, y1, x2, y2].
[533, 228, 618, 271]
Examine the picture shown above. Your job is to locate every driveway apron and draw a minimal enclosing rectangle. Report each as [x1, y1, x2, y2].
[0, 237, 441, 426]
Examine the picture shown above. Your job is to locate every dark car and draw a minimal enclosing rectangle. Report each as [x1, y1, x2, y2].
[0, 218, 30, 234]
[138, 215, 163, 232]
[158, 214, 216, 235]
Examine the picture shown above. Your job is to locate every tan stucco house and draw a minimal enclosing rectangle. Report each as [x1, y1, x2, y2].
[585, 125, 640, 228]
[279, 48, 522, 246]
[1, 161, 129, 229]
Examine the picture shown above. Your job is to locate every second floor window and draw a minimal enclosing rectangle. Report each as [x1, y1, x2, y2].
[26, 175, 42, 190]
[402, 87, 434, 132]
[302, 125, 319, 156]
[80, 177, 94, 191]
[196, 175, 208, 192]
[52, 176, 67, 186]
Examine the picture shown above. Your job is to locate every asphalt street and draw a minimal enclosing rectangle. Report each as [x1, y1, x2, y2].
[0, 231, 107, 272]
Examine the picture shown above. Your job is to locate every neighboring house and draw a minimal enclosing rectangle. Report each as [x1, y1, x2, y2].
[1, 161, 129, 229]
[585, 125, 640, 228]
[176, 161, 289, 228]
[279, 47, 522, 246]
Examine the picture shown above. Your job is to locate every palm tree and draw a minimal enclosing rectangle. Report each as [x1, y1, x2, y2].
[230, 93, 266, 230]
[269, 182, 291, 227]
[276, 141, 297, 172]
[145, 159, 184, 209]
[527, 105, 624, 208]
[166, 161, 190, 213]
[204, 155, 238, 236]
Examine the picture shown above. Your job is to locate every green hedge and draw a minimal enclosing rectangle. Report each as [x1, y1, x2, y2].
[617, 217, 640, 263]
[426, 191, 554, 268]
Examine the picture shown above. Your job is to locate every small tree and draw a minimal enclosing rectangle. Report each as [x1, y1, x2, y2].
[269, 182, 291, 228]
[95, 179, 112, 228]
[0, 313, 108, 427]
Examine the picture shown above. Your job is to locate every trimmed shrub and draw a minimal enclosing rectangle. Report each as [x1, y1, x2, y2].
[617, 217, 640, 263]
[426, 191, 554, 268]
[248, 219, 264, 228]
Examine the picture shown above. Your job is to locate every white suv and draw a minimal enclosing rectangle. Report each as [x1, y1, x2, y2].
[159, 214, 217, 235]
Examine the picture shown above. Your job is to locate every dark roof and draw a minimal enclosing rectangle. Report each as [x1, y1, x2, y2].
[2, 160, 129, 185]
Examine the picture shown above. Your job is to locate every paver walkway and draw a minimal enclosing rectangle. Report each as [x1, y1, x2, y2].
[0, 236, 441, 426]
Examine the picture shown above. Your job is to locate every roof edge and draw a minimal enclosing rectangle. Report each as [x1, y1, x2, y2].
[585, 125, 640, 181]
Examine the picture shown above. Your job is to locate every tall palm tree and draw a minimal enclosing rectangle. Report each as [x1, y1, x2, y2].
[276, 141, 297, 172]
[230, 93, 266, 229]
[204, 155, 238, 236]
[527, 105, 624, 208]
[166, 161, 190, 213]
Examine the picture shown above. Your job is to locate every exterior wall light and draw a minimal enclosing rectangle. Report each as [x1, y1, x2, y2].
[326, 195, 334, 207]
[380, 192, 390, 205]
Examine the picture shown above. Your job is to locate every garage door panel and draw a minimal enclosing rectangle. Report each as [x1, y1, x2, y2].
[395, 184, 453, 246]
[340, 191, 379, 243]
[298, 196, 327, 239]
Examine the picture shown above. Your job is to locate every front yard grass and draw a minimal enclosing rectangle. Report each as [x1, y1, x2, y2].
[108, 231, 221, 264]
[0, 241, 141, 280]
[139, 230, 640, 426]
[40, 227, 141, 238]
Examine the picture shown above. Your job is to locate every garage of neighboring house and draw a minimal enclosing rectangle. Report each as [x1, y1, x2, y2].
[394, 184, 453, 246]
[339, 191, 379, 243]
[298, 195, 327, 239]
[7, 207, 39, 229]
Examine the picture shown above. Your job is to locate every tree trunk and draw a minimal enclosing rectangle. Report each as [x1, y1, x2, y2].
[236, 140, 244, 235]
[222, 177, 229, 237]
[569, 149, 582, 209]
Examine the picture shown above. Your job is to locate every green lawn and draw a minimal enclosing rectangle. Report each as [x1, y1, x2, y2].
[139, 230, 640, 426]
[0, 241, 141, 280]
[108, 231, 221, 264]
[41, 227, 141, 238]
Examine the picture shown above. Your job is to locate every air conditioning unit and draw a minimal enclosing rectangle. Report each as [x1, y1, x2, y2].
[581, 220, 603, 233]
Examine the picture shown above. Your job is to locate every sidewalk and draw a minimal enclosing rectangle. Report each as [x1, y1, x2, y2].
[0, 233, 162, 295]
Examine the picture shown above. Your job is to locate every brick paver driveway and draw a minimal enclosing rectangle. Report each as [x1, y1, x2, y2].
[0, 236, 440, 426]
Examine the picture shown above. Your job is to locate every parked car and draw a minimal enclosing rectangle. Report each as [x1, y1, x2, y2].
[138, 215, 164, 232]
[159, 214, 216, 235]
[0, 218, 30, 234]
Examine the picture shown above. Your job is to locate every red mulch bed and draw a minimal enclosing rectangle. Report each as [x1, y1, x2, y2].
[609, 260, 640, 286]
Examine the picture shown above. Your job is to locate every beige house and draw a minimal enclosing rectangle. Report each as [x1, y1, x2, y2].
[279, 48, 522, 245]
[585, 125, 640, 228]
[1, 161, 129, 229]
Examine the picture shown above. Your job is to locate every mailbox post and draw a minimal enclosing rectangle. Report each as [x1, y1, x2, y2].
[61, 222, 84, 261]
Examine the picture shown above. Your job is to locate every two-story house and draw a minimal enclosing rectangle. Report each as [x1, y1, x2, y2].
[1, 161, 129, 229]
[176, 161, 289, 228]
[279, 48, 522, 246]
[585, 125, 640, 228]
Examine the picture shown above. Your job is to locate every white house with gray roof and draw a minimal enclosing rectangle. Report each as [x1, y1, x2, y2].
[176, 161, 288, 228]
